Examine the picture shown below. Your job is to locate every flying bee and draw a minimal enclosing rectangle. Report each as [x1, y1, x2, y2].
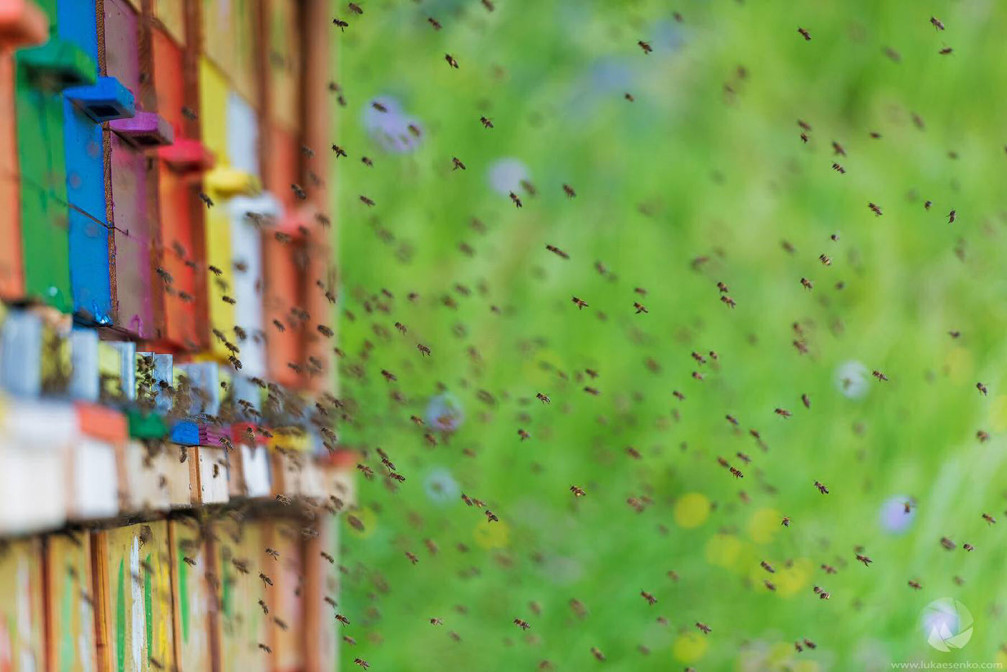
[353, 658, 369, 669]
[591, 648, 606, 662]
[949, 209, 957, 223]
[317, 324, 334, 338]
[445, 53, 459, 68]
[819, 254, 831, 265]
[638, 40, 652, 54]
[332, 144, 347, 158]
[509, 192, 523, 208]
[832, 141, 846, 156]
[563, 184, 576, 198]
[908, 580, 922, 590]
[963, 543, 974, 552]
[360, 195, 375, 207]
[332, 17, 348, 30]
[868, 202, 882, 216]
[640, 590, 657, 605]
[625, 92, 635, 102]
[417, 344, 431, 356]
[536, 393, 550, 404]
[782, 516, 790, 527]
[405, 551, 419, 564]
[199, 192, 214, 208]
[258, 572, 272, 587]
[983, 513, 997, 525]
[761, 560, 775, 573]
[570, 485, 586, 497]
[814, 480, 829, 494]
[452, 157, 466, 170]
[633, 302, 648, 314]
[290, 183, 307, 200]
[427, 16, 441, 30]
[800, 277, 813, 290]
[571, 296, 588, 310]
[729, 467, 744, 479]
[832, 162, 845, 173]
[978, 382, 988, 396]
[518, 429, 531, 440]
[514, 618, 531, 630]
[546, 244, 569, 259]
[721, 295, 736, 308]
[266, 547, 280, 560]
[775, 408, 792, 418]
[939, 47, 953, 55]
[856, 553, 873, 567]
[931, 16, 945, 30]
[801, 393, 811, 408]
[695, 622, 712, 634]
[480, 117, 493, 128]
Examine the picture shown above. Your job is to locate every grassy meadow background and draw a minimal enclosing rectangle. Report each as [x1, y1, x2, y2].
[331, 0, 1007, 669]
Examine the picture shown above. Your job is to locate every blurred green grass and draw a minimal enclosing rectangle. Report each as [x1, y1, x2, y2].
[333, 1, 1007, 669]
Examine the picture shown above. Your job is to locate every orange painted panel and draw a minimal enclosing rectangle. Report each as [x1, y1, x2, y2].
[0, 51, 23, 298]
[264, 124, 298, 212]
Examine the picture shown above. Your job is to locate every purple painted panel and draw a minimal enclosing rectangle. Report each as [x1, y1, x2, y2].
[109, 134, 154, 337]
[103, 0, 140, 93]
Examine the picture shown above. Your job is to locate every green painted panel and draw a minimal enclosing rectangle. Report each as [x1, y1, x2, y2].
[14, 57, 72, 312]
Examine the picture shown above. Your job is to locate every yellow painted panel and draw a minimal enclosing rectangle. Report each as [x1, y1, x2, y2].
[267, 0, 300, 130]
[214, 517, 269, 669]
[170, 520, 214, 672]
[202, 0, 259, 104]
[0, 539, 45, 672]
[204, 205, 234, 362]
[198, 58, 229, 164]
[46, 533, 99, 672]
[154, 0, 186, 44]
[102, 521, 175, 672]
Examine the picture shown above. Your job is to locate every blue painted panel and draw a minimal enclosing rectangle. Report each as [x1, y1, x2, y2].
[57, 0, 113, 324]
[170, 420, 200, 446]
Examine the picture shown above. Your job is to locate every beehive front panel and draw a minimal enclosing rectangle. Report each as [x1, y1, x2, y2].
[0, 51, 24, 299]
[45, 532, 99, 672]
[213, 517, 268, 671]
[98, 521, 176, 672]
[0, 537, 46, 672]
[169, 519, 215, 671]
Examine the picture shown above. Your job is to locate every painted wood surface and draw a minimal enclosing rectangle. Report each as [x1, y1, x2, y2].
[45, 531, 99, 672]
[265, 0, 300, 132]
[118, 441, 172, 513]
[97, 521, 176, 672]
[68, 437, 119, 520]
[263, 520, 304, 672]
[104, 0, 156, 338]
[212, 516, 268, 671]
[195, 446, 229, 505]
[201, 0, 259, 106]
[0, 538, 45, 672]
[153, 0, 186, 45]
[305, 518, 340, 672]
[169, 519, 215, 672]
[0, 51, 24, 300]
[152, 27, 202, 351]
[59, 0, 114, 325]
[227, 194, 277, 379]
[14, 0, 73, 313]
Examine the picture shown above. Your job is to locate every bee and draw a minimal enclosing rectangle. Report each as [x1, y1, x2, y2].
[764, 580, 776, 591]
[963, 543, 974, 552]
[814, 480, 829, 494]
[695, 622, 712, 635]
[266, 547, 280, 560]
[353, 659, 370, 669]
[259, 572, 272, 587]
[760, 560, 775, 574]
[798, 119, 812, 132]
[221, 295, 236, 304]
[781, 516, 790, 527]
[570, 485, 586, 497]
[381, 369, 397, 382]
[182, 556, 196, 567]
[832, 162, 845, 174]
[563, 184, 576, 198]
[949, 209, 957, 223]
[638, 40, 652, 54]
[514, 618, 531, 630]
[199, 192, 214, 208]
[797, 26, 812, 40]
[640, 590, 657, 605]
[485, 510, 499, 523]
[819, 254, 831, 265]
[868, 202, 883, 216]
[801, 393, 811, 409]
[417, 344, 431, 356]
[452, 157, 466, 170]
[939, 47, 953, 55]
[729, 467, 744, 479]
[590, 647, 606, 662]
[800, 277, 813, 290]
[856, 553, 873, 567]
[804, 639, 817, 650]
[536, 393, 551, 404]
[775, 408, 792, 418]
[977, 430, 990, 442]
[482, 0, 494, 10]
[331, 144, 347, 158]
[924, 200, 933, 210]
[336, 614, 351, 624]
[983, 513, 997, 525]
[429, 617, 443, 625]
[321, 551, 335, 564]
[624, 92, 635, 102]
[428, 16, 442, 30]
[356, 464, 374, 480]
[509, 192, 523, 208]
[941, 537, 956, 550]
[872, 370, 888, 382]
[812, 586, 830, 600]
[800, 132, 808, 143]
[721, 295, 736, 308]
[518, 428, 531, 440]
[360, 195, 375, 207]
[445, 53, 459, 68]
[348, 2, 362, 14]
[908, 580, 922, 590]
[571, 296, 588, 310]
[546, 244, 569, 259]
[290, 183, 307, 200]
[405, 551, 419, 564]
[832, 140, 846, 156]
[978, 382, 988, 396]
[931, 16, 945, 30]
[583, 386, 599, 396]
[632, 302, 649, 315]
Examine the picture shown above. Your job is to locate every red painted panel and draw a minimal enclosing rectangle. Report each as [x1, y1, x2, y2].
[265, 123, 299, 212]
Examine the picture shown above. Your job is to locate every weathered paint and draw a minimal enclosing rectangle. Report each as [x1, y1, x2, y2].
[45, 532, 98, 672]
[169, 520, 214, 671]
[267, 521, 305, 672]
[101, 521, 175, 672]
[152, 0, 185, 45]
[0, 538, 45, 672]
[201, 0, 259, 106]
[266, 0, 300, 132]
[13, 0, 72, 312]
[212, 517, 267, 670]
[58, 0, 113, 324]
[0, 50, 24, 299]
[104, 0, 155, 337]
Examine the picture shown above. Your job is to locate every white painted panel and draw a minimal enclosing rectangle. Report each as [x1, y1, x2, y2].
[70, 439, 119, 519]
[70, 329, 100, 401]
[226, 91, 260, 178]
[197, 446, 229, 504]
[121, 441, 171, 512]
[241, 443, 271, 498]
[0, 443, 65, 534]
[226, 193, 279, 379]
